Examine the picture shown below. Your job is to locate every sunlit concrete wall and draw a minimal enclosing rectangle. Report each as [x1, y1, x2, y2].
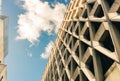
[0, 16, 8, 81]
[41, 0, 120, 81]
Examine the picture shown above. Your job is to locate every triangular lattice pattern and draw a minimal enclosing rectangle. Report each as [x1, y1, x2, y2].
[41, 0, 120, 81]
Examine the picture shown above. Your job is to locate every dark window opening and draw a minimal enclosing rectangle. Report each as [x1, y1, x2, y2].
[66, 34, 71, 44]
[117, 7, 120, 14]
[73, 37, 78, 45]
[72, 58, 78, 72]
[69, 21, 77, 32]
[99, 30, 115, 52]
[55, 72, 59, 81]
[69, 39, 73, 50]
[84, 28, 90, 41]
[57, 55, 61, 64]
[112, 22, 120, 34]
[82, 9, 88, 18]
[64, 50, 70, 62]
[73, 21, 77, 27]
[70, 25, 73, 32]
[103, 0, 115, 9]
[75, 26, 79, 36]
[95, 50, 114, 75]
[68, 61, 72, 71]
[86, 56, 95, 75]
[59, 61, 64, 72]
[75, 45, 80, 57]
[63, 49, 66, 56]
[48, 72, 51, 80]
[75, 75, 80, 81]
[94, 5, 104, 18]
[65, 71, 69, 81]
[62, 32, 65, 40]
[90, 22, 101, 35]
[88, 2, 95, 12]
[51, 73, 53, 79]
[80, 41, 89, 57]
[79, 21, 85, 31]
[81, 71, 89, 81]
[61, 45, 66, 54]
[62, 74, 64, 81]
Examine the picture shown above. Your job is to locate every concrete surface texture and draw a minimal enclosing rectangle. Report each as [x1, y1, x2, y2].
[41, 0, 120, 81]
[0, 16, 8, 81]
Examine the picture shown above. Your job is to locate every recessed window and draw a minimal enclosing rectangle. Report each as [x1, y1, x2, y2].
[103, 0, 115, 9]
[80, 41, 89, 57]
[99, 30, 115, 52]
[112, 22, 120, 34]
[81, 71, 89, 81]
[71, 58, 78, 73]
[75, 45, 80, 57]
[117, 7, 120, 14]
[64, 50, 70, 62]
[75, 74, 80, 81]
[86, 56, 95, 75]
[94, 5, 104, 18]
[75, 26, 79, 36]
[68, 60, 72, 71]
[83, 28, 90, 41]
[90, 22, 101, 38]
[79, 21, 85, 31]
[95, 50, 114, 75]
[88, 2, 95, 12]
[82, 9, 88, 18]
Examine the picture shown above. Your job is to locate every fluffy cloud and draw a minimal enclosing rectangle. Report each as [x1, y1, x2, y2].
[16, 0, 66, 44]
[40, 41, 54, 59]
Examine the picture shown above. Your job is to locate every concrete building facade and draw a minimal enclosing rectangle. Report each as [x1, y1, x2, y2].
[41, 0, 120, 81]
[0, 16, 8, 81]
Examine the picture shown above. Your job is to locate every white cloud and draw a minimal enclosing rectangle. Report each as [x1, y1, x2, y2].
[40, 41, 54, 59]
[16, 0, 66, 44]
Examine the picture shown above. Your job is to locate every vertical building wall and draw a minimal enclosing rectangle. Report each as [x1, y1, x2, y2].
[0, 16, 8, 81]
[0, 64, 6, 81]
[0, 19, 4, 63]
[41, 0, 120, 81]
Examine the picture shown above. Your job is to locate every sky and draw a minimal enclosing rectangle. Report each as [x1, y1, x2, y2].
[2, 0, 70, 81]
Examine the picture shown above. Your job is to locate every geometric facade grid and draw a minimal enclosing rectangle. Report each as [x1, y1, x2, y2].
[41, 0, 120, 81]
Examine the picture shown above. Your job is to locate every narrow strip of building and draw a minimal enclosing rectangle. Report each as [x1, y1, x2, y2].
[0, 15, 8, 81]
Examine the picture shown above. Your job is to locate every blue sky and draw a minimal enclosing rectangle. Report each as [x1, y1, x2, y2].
[2, 0, 69, 81]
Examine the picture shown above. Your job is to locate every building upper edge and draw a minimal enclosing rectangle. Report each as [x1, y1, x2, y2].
[0, 15, 9, 57]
